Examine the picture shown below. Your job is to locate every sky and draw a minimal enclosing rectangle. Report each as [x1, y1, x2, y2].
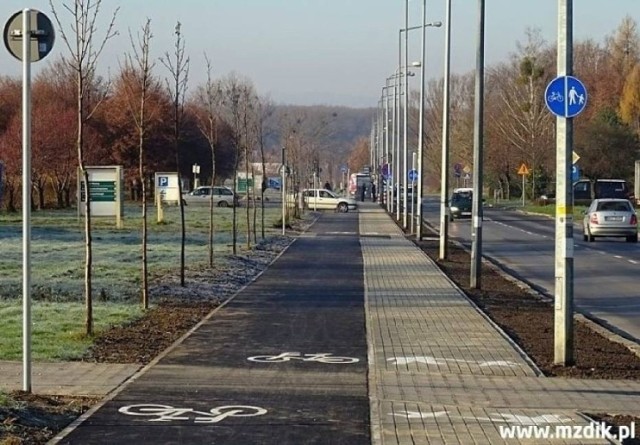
[0, 1, 638, 108]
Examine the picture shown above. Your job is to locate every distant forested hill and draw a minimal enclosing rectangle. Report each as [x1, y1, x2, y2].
[266, 105, 375, 164]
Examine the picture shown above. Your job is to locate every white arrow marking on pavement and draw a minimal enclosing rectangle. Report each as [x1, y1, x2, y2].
[387, 356, 519, 368]
[389, 410, 448, 419]
[389, 410, 572, 425]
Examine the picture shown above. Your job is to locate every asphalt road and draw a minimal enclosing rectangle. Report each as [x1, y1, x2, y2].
[420, 197, 640, 343]
[57, 212, 370, 445]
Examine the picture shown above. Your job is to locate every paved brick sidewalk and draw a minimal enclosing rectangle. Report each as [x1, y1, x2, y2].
[0, 361, 139, 396]
[359, 203, 640, 444]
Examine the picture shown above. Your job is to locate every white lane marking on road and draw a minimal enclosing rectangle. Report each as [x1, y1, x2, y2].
[614, 255, 623, 259]
[629, 260, 638, 264]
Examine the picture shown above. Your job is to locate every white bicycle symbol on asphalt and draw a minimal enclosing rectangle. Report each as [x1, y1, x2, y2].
[547, 91, 563, 102]
[118, 404, 267, 424]
[247, 352, 359, 364]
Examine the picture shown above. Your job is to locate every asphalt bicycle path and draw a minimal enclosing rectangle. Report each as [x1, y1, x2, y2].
[55, 212, 370, 445]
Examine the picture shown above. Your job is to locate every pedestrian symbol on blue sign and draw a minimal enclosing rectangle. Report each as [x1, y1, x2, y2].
[408, 169, 418, 182]
[545, 76, 588, 118]
[158, 176, 169, 187]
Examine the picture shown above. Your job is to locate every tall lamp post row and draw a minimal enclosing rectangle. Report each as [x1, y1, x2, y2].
[375, 1, 441, 236]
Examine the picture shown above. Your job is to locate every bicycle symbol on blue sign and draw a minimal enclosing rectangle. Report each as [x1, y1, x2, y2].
[408, 169, 418, 182]
[545, 76, 588, 118]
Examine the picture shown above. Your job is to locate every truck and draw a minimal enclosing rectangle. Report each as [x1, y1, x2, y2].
[348, 172, 372, 201]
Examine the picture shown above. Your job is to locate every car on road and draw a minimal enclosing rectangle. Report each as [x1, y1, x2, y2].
[449, 188, 473, 221]
[582, 198, 638, 242]
[182, 186, 238, 207]
[302, 188, 357, 213]
[573, 179, 633, 206]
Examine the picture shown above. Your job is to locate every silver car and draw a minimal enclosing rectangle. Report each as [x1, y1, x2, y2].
[583, 198, 637, 242]
[182, 186, 238, 207]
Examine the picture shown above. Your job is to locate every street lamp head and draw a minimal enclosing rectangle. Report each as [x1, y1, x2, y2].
[428, 21, 443, 28]
[411, 61, 422, 67]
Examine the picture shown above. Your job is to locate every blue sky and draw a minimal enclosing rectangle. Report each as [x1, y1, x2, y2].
[0, 1, 637, 108]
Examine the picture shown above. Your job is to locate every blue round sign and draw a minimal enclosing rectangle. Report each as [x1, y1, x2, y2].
[545, 76, 588, 118]
[408, 169, 418, 182]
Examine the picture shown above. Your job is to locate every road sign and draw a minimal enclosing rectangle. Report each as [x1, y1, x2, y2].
[463, 165, 471, 174]
[517, 163, 530, 175]
[572, 151, 580, 164]
[545, 75, 588, 118]
[381, 163, 389, 179]
[340, 165, 348, 174]
[453, 163, 462, 178]
[571, 165, 580, 181]
[408, 169, 418, 182]
[4, 10, 55, 62]
[158, 176, 169, 187]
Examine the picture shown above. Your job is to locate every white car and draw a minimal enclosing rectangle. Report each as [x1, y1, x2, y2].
[583, 198, 638, 242]
[182, 186, 238, 207]
[302, 189, 357, 213]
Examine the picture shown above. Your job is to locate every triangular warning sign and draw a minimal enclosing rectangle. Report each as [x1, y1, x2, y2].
[517, 163, 529, 175]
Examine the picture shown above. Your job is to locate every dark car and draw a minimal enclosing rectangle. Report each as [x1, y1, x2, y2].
[573, 179, 633, 206]
[450, 188, 472, 221]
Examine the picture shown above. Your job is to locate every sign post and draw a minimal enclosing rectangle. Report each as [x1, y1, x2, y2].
[517, 163, 530, 206]
[409, 156, 418, 234]
[545, 0, 588, 366]
[4, 8, 55, 393]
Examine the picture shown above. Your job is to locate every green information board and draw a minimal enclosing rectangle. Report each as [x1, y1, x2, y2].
[80, 181, 116, 202]
[237, 177, 254, 193]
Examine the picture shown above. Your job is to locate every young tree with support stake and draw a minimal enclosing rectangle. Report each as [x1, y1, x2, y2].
[49, 0, 119, 336]
[194, 54, 221, 268]
[123, 19, 155, 308]
[160, 22, 189, 286]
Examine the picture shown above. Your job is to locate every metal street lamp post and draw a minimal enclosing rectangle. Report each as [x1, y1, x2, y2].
[415, 3, 442, 239]
[470, 0, 485, 289]
[398, 21, 441, 232]
[392, 69, 414, 219]
[439, 0, 452, 259]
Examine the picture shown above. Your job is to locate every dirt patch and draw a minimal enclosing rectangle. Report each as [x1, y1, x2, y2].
[587, 414, 640, 444]
[0, 392, 97, 445]
[83, 302, 219, 364]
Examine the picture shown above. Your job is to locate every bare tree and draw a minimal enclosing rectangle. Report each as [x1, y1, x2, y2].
[240, 85, 257, 249]
[160, 22, 189, 286]
[49, 0, 119, 335]
[218, 74, 255, 254]
[123, 19, 155, 308]
[254, 97, 274, 239]
[488, 29, 554, 198]
[195, 54, 221, 268]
